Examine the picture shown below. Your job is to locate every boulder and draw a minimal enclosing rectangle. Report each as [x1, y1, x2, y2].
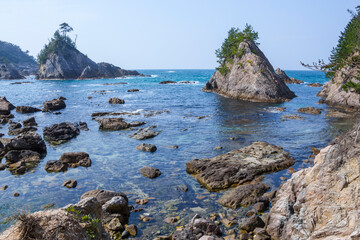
[127, 89, 139, 92]
[297, 107, 322, 114]
[97, 118, 129, 130]
[8, 126, 37, 136]
[240, 215, 265, 232]
[43, 122, 80, 144]
[4, 150, 41, 163]
[4, 132, 46, 156]
[203, 40, 296, 102]
[44, 160, 68, 172]
[59, 152, 91, 167]
[159, 81, 177, 84]
[219, 182, 270, 209]
[140, 166, 161, 178]
[130, 126, 159, 140]
[0, 97, 15, 115]
[79, 122, 89, 131]
[81, 189, 128, 205]
[136, 143, 157, 152]
[186, 141, 294, 191]
[15, 106, 41, 113]
[22, 117, 37, 126]
[102, 196, 128, 214]
[108, 98, 125, 104]
[62, 180, 77, 188]
[267, 121, 360, 239]
[43, 97, 66, 111]
[172, 214, 223, 240]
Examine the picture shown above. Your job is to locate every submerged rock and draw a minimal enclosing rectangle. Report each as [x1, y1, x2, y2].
[43, 122, 80, 144]
[203, 40, 296, 102]
[140, 166, 161, 178]
[186, 141, 294, 191]
[267, 121, 360, 239]
[62, 179, 77, 188]
[15, 106, 41, 114]
[130, 126, 159, 140]
[297, 107, 322, 114]
[43, 97, 66, 111]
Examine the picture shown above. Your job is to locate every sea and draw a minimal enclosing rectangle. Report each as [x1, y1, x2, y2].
[0, 70, 354, 238]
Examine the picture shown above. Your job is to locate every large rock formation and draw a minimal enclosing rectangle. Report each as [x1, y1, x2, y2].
[267, 121, 360, 239]
[203, 40, 296, 102]
[318, 64, 360, 108]
[275, 68, 304, 84]
[37, 41, 143, 80]
[0, 64, 25, 80]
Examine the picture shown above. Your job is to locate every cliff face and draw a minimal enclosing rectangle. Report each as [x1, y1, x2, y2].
[0, 64, 25, 80]
[317, 64, 360, 109]
[203, 40, 296, 102]
[37, 43, 142, 80]
[267, 121, 360, 239]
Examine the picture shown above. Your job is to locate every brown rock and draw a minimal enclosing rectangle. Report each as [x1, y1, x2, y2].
[62, 180, 77, 188]
[140, 166, 161, 178]
[108, 97, 125, 104]
[297, 107, 322, 114]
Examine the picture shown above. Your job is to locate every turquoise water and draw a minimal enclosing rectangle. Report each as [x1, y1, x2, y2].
[0, 70, 353, 238]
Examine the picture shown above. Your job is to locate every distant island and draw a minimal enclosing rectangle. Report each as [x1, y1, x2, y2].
[36, 23, 143, 80]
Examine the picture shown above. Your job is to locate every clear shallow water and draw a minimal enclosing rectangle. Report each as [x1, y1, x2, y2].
[0, 70, 354, 238]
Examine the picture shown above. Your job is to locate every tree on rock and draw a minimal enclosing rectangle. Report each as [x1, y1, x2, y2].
[59, 23, 73, 37]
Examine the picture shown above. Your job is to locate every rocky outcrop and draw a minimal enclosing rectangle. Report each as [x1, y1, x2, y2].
[45, 152, 91, 172]
[203, 40, 296, 102]
[22, 117, 37, 126]
[275, 68, 304, 84]
[97, 118, 129, 131]
[317, 65, 360, 108]
[136, 143, 157, 152]
[0, 64, 25, 80]
[37, 43, 143, 80]
[297, 107, 322, 114]
[15, 106, 41, 114]
[0, 189, 131, 240]
[0, 97, 15, 115]
[43, 122, 80, 144]
[267, 121, 360, 239]
[130, 126, 159, 140]
[186, 141, 294, 191]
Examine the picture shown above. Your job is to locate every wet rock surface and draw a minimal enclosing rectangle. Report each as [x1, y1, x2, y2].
[59, 152, 92, 168]
[43, 97, 66, 111]
[136, 143, 157, 152]
[43, 122, 80, 144]
[267, 121, 360, 239]
[219, 182, 270, 209]
[97, 118, 129, 130]
[108, 97, 125, 104]
[130, 126, 159, 140]
[15, 106, 41, 113]
[0, 97, 15, 115]
[186, 142, 294, 191]
[22, 117, 37, 126]
[140, 166, 162, 178]
[62, 179, 77, 188]
[203, 40, 296, 102]
[297, 106, 322, 114]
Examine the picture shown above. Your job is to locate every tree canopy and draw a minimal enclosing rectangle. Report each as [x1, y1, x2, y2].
[37, 23, 77, 64]
[215, 24, 259, 75]
[0, 40, 36, 65]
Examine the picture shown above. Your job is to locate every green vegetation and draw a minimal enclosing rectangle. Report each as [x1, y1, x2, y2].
[65, 206, 100, 239]
[0, 41, 36, 65]
[215, 24, 259, 76]
[37, 22, 77, 65]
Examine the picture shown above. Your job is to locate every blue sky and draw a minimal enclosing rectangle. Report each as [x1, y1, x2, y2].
[0, 0, 358, 70]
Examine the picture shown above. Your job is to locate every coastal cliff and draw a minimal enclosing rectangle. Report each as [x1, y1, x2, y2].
[267, 121, 360, 239]
[203, 39, 296, 102]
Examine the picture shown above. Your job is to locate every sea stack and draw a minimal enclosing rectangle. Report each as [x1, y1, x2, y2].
[204, 40, 296, 102]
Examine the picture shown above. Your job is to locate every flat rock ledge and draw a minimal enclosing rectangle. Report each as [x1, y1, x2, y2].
[267, 121, 360, 239]
[186, 141, 294, 191]
[0, 189, 130, 240]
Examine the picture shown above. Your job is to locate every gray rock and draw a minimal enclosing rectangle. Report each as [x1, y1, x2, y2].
[136, 143, 157, 152]
[203, 40, 296, 102]
[275, 68, 304, 84]
[8, 126, 37, 136]
[15, 106, 41, 113]
[140, 166, 161, 178]
[59, 152, 91, 167]
[79, 122, 89, 131]
[43, 97, 66, 111]
[102, 196, 128, 214]
[130, 126, 159, 140]
[44, 160, 68, 172]
[80, 189, 128, 205]
[240, 215, 265, 232]
[219, 182, 270, 209]
[4, 132, 47, 156]
[108, 97, 125, 104]
[22, 117, 37, 126]
[43, 122, 80, 144]
[186, 141, 294, 191]
[0, 64, 24, 80]
[0, 97, 15, 115]
[97, 118, 129, 131]
[4, 150, 40, 163]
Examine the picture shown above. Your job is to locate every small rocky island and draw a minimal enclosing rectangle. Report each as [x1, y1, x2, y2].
[37, 23, 143, 80]
[203, 26, 296, 102]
